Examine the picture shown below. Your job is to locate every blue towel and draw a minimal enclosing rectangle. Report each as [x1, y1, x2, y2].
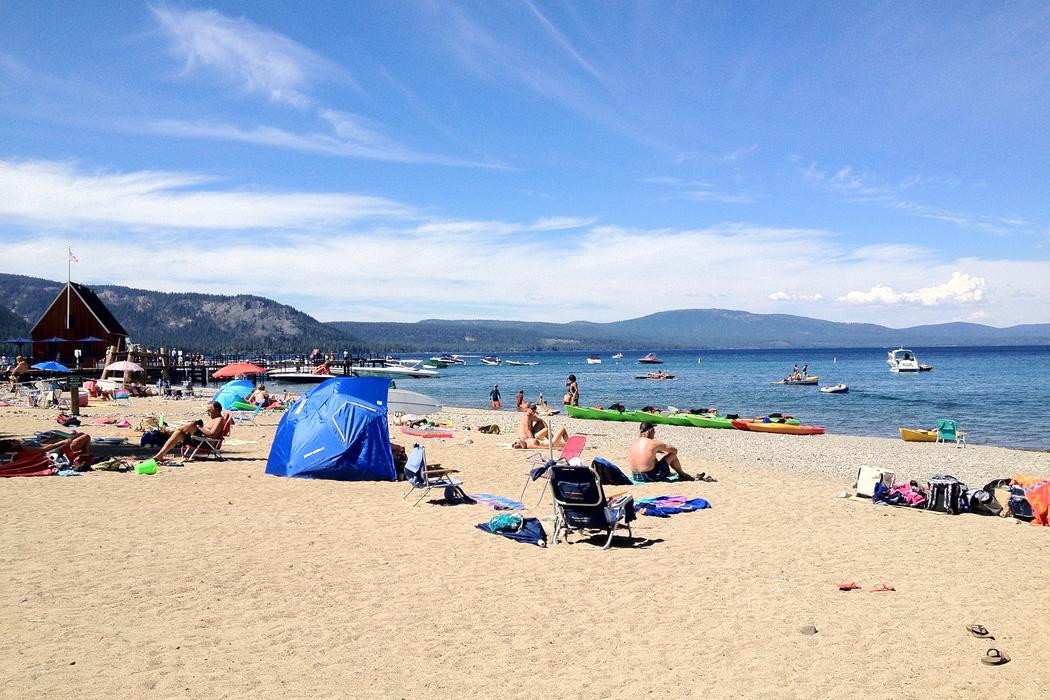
[634, 496, 711, 517]
[476, 517, 547, 547]
[56, 469, 82, 477]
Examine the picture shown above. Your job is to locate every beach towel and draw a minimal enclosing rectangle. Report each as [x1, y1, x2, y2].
[634, 495, 711, 518]
[592, 457, 633, 485]
[470, 493, 525, 511]
[401, 427, 454, 439]
[476, 517, 547, 547]
[1013, 474, 1050, 526]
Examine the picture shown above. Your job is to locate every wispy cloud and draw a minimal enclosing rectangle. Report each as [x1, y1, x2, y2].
[718, 144, 759, 163]
[840, 271, 986, 306]
[143, 117, 500, 168]
[521, 0, 609, 86]
[0, 159, 412, 229]
[769, 291, 824, 302]
[150, 4, 343, 108]
[804, 162, 1029, 236]
[643, 178, 753, 204]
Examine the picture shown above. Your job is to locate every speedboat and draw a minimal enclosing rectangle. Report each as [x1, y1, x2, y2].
[887, 348, 920, 372]
[638, 353, 663, 364]
[505, 360, 539, 366]
[820, 383, 849, 394]
[430, 354, 465, 365]
[919, 364, 933, 372]
[611, 353, 624, 359]
[480, 356, 502, 366]
[586, 355, 602, 364]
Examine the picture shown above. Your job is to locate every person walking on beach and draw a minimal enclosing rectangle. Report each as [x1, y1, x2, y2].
[564, 374, 579, 406]
[628, 422, 694, 482]
[489, 384, 501, 409]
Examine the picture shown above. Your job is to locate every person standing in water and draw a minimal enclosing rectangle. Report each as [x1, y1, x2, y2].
[489, 384, 501, 409]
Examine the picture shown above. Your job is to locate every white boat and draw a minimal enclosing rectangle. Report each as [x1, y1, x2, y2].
[356, 362, 438, 379]
[586, 355, 602, 364]
[480, 356, 502, 366]
[611, 353, 624, 359]
[820, 383, 849, 394]
[270, 363, 438, 382]
[887, 348, 920, 373]
[505, 360, 539, 366]
[430, 354, 465, 365]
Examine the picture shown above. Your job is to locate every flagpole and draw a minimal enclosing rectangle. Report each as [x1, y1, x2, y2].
[66, 247, 71, 330]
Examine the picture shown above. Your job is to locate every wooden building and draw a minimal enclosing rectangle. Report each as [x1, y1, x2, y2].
[30, 283, 128, 367]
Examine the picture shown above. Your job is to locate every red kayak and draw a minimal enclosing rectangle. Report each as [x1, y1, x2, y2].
[730, 420, 826, 435]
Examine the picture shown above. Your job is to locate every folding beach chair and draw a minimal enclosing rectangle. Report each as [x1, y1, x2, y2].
[549, 464, 635, 550]
[113, 387, 131, 407]
[935, 418, 966, 448]
[181, 413, 233, 461]
[519, 434, 586, 505]
[403, 443, 467, 506]
[231, 404, 261, 426]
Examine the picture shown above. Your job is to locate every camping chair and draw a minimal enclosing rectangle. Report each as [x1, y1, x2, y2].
[519, 434, 586, 505]
[935, 419, 966, 447]
[113, 387, 131, 407]
[403, 443, 466, 507]
[181, 413, 233, 461]
[549, 464, 635, 550]
[231, 403, 261, 426]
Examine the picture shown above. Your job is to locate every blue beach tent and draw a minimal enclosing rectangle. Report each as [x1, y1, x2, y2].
[213, 379, 254, 410]
[266, 377, 396, 481]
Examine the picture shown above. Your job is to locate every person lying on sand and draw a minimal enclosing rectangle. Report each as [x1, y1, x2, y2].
[152, 401, 228, 461]
[0, 432, 92, 459]
[513, 403, 569, 449]
[628, 422, 694, 482]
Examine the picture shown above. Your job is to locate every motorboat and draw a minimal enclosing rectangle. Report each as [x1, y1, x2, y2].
[586, 355, 602, 364]
[919, 364, 933, 372]
[611, 353, 624, 359]
[430, 354, 465, 365]
[268, 366, 339, 383]
[770, 376, 819, 385]
[505, 360, 539, 366]
[820, 383, 849, 394]
[887, 348, 920, 372]
[384, 357, 424, 368]
[480, 356, 502, 366]
[635, 371, 674, 380]
[270, 361, 438, 382]
[638, 353, 663, 364]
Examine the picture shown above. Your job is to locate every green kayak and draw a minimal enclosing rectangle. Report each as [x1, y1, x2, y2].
[566, 405, 631, 421]
[681, 413, 736, 429]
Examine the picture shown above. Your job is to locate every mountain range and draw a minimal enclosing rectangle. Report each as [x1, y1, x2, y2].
[2, 273, 1048, 353]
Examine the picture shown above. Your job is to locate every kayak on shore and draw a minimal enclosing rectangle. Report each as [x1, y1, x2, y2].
[731, 420, 826, 435]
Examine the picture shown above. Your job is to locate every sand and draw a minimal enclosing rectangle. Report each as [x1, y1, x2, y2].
[2, 396, 1049, 698]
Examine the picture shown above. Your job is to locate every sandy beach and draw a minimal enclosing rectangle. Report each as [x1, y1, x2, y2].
[2, 395, 1049, 698]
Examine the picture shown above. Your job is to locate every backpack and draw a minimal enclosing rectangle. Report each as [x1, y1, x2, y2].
[1008, 485, 1035, 521]
[926, 475, 967, 514]
[140, 430, 166, 448]
[969, 478, 1010, 516]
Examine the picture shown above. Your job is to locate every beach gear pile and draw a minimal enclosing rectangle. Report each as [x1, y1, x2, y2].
[858, 467, 1049, 525]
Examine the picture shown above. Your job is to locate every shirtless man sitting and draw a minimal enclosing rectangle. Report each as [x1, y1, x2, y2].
[514, 403, 569, 449]
[153, 401, 228, 461]
[627, 422, 694, 482]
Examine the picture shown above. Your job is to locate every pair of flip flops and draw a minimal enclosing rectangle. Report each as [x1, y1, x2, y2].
[967, 626, 1009, 666]
[837, 582, 894, 592]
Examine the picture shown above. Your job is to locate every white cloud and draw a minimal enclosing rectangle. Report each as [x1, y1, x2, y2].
[151, 4, 340, 108]
[0, 159, 412, 229]
[718, 144, 759, 163]
[769, 291, 824, 302]
[840, 272, 986, 306]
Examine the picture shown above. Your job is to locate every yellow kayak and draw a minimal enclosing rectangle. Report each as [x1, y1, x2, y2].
[899, 427, 937, 442]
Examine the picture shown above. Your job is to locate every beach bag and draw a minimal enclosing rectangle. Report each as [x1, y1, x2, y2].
[970, 478, 1010, 516]
[140, 430, 165, 448]
[926, 475, 967, 514]
[487, 512, 524, 533]
[1008, 486, 1034, 521]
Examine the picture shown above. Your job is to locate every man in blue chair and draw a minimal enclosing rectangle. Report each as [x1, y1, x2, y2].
[628, 422, 695, 482]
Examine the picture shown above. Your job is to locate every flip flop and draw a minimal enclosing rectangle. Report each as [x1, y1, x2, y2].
[966, 624, 994, 639]
[837, 582, 861, 591]
[981, 648, 1009, 666]
[869, 583, 895, 592]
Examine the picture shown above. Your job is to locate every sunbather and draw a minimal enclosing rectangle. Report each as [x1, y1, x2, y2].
[0, 432, 91, 459]
[628, 422, 694, 482]
[514, 404, 569, 449]
[152, 401, 227, 461]
[247, 384, 271, 406]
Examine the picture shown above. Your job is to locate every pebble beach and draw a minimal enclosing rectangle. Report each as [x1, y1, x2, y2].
[2, 395, 1049, 698]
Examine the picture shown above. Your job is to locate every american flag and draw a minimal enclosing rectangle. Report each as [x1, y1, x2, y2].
[68, 248, 78, 263]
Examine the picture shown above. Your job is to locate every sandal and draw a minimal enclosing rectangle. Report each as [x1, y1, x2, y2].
[869, 583, 895, 592]
[966, 624, 994, 639]
[837, 581, 861, 591]
[981, 648, 1009, 666]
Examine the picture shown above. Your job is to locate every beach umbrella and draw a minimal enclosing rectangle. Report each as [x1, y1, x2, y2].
[212, 362, 268, 379]
[105, 360, 145, 373]
[42, 336, 68, 343]
[4, 337, 32, 344]
[31, 361, 70, 372]
[76, 336, 106, 342]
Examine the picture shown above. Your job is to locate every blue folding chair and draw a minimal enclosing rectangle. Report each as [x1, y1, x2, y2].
[935, 419, 966, 448]
[549, 464, 635, 549]
[403, 444, 466, 506]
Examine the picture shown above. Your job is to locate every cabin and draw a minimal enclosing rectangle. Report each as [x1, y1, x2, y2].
[30, 282, 128, 368]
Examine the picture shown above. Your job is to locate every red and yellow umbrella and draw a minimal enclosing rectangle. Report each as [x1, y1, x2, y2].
[212, 362, 268, 379]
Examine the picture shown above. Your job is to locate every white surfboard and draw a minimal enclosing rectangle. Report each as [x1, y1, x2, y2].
[386, 388, 441, 415]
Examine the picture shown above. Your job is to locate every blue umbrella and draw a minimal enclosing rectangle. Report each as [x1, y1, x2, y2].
[4, 337, 32, 343]
[42, 336, 68, 343]
[32, 361, 71, 372]
[77, 336, 106, 342]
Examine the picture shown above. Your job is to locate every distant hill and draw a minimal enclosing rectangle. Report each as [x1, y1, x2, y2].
[0, 304, 29, 342]
[0, 273, 349, 353]
[328, 309, 1050, 351]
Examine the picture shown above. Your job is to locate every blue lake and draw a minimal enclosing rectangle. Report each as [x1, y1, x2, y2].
[342, 346, 1050, 451]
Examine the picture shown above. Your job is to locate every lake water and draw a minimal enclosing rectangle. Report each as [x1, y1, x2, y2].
[266, 346, 1050, 451]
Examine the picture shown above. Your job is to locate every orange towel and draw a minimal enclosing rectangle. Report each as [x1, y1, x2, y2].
[1012, 474, 1050, 526]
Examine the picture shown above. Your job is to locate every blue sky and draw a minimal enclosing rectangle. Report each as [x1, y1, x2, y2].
[1, 1, 1048, 326]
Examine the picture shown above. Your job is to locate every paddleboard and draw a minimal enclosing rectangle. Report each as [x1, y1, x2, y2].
[387, 389, 441, 415]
